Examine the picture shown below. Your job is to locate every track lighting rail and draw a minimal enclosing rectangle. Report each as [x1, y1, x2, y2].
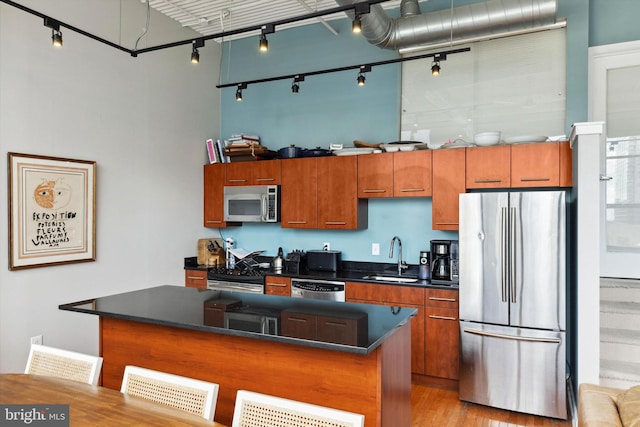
[215, 47, 471, 89]
[0, 0, 394, 57]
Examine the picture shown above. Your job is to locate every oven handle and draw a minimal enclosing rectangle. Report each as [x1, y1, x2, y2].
[207, 281, 263, 294]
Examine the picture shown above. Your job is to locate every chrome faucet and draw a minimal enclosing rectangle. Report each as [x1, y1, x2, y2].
[389, 236, 408, 276]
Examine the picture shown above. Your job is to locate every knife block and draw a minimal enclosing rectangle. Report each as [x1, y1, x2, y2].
[197, 238, 225, 266]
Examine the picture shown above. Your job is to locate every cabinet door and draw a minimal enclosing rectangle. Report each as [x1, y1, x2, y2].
[346, 282, 425, 375]
[432, 149, 466, 230]
[203, 164, 226, 228]
[425, 307, 459, 380]
[264, 276, 291, 296]
[465, 145, 511, 189]
[357, 153, 393, 198]
[281, 311, 317, 340]
[394, 150, 432, 197]
[225, 162, 252, 186]
[184, 270, 207, 289]
[511, 142, 560, 187]
[253, 160, 281, 185]
[426, 289, 459, 380]
[281, 158, 317, 228]
[317, 156, 366, 229]
[559, 141, 572, 187]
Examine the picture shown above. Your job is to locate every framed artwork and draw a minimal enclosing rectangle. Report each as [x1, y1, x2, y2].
[8, 153, 96, 270]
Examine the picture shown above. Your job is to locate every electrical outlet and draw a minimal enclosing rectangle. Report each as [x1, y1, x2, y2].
[322, 242, 330, 251]
[30, 335, 43, 345]
[372, 243, 380, 256]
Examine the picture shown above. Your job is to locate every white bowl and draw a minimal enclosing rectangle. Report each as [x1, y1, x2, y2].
[474, 131, 501, 146]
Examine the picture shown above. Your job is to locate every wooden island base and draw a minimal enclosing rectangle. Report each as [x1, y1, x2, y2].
[100, 317, 411, 427]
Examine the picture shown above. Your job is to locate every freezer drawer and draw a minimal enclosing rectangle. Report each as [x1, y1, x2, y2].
[459, 321, 567, 419]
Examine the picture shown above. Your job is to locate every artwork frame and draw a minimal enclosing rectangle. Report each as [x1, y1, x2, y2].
[8, 152, 96, 270]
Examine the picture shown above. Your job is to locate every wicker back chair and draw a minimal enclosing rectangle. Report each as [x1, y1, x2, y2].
[24, 343, 103, 385]
[232, 390, 365, 427]
[120, 365, 219, 421]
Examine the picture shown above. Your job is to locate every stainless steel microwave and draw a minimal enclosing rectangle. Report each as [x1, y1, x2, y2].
[224, 308, 280, 336]
[223, 185, 280, 223]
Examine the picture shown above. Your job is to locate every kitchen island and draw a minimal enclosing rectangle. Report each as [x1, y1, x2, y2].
[60, 285, 415, 427]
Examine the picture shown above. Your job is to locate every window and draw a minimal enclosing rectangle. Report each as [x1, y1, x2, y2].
[590, 40, 640, 278]
[401, 29, 567, 144]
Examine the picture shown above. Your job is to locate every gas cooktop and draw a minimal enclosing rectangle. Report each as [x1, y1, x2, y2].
[207, 267, 266, 284]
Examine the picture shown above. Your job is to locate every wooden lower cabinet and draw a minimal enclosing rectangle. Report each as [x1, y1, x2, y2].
[264, 276, 291, 296]
[281, 309, 368, 347]
[425, 289, 459, 381]
[184, 269, 207, 289]
[346, 281, 426, 375]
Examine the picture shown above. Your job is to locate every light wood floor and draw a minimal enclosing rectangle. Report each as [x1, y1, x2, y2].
[411, 383, 573, 426]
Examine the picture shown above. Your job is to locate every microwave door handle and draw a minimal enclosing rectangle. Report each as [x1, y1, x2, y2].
[261, 194, 268, 221]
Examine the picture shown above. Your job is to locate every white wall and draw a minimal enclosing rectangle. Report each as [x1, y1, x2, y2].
[0, 0, 221, 372]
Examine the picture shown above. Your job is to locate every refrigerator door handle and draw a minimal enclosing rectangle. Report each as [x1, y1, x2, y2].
[501, 207, 508, 302]
[462, 327, 561, 344]
[510, 206, 517, 304]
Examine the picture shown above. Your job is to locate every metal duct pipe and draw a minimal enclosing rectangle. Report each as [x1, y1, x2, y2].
[337, 0, 558, 51]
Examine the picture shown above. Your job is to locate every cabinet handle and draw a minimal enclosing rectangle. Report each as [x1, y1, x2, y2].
[428, 297, 456, 302]
[435, 222, 458, 225]
[255, 178, 275, 182]
[268, 283, 288, 287]
[429, 315, 457, 321]
[227, 179, 247, 183]
[186, 276, 205, 281]
[363, 189, 386, 193]
[287, 317, 308, 323]
[206, 220, 222, 224]
[325, 221, 347, 225]
[287, 221, 307, 224]
[520, 177, 551, 182]
[324, 321, 346, 327]
[400, 188, 424, 192]
[474, 179, 501, 183]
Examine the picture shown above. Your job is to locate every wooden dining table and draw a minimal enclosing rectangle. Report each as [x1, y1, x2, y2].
[0, 374, 227, 426]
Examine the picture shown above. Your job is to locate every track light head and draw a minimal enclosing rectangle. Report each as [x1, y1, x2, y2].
[357, 65, 371, 86]
[44, 17, 62, 48]
[259, 34, 269, 52]
[431, 62, 440, 76]
[235, 83, 247, 101]
[431, 53, 446, 76]
[352, 16, 362, 34]
[259, 23, 275, 53]
[291, 75, 304, 94]
[191, 39, 204, 64]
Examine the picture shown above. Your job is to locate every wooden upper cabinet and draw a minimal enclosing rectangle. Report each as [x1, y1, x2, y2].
[281, 158, 317, 228]
[317, 156, 367, 229]
[511, 142, 560, 187]
[225, 161, 281, 186]
[394, 150, 432, 197]
[357, 153, 394, 198]
[559, 141, 573, 187]
[253, 160, 281, 185]
[203, 164, 226, 228]
[432, 149, 466, 230]
[465, 145, 511, 189]
[224, 162, 251, 186]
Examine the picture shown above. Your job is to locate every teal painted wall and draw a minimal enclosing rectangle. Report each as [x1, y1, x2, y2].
[217, 0, 639, 261]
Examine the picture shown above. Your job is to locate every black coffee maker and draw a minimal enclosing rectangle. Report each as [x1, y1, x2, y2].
[430, 240, 459, 286]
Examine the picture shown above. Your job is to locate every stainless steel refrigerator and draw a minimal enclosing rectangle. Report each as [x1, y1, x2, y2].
[458, 191, 567, 419]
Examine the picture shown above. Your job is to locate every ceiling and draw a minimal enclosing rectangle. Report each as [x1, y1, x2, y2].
[147, 0, 403, 40]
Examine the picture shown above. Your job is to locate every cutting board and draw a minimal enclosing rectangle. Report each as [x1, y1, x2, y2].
[197, 238, 225, 266]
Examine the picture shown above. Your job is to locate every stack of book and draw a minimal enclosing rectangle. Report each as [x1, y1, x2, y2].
[207, 134, 276, 163]
[206, 139, 228, 164]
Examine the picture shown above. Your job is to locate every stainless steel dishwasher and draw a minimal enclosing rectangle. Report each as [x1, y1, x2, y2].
[290, 278, 346, 301]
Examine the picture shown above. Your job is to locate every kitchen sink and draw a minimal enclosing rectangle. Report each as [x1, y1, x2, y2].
[361, 275, 418, 283]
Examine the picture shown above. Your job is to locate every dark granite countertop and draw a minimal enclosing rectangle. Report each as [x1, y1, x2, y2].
[59, 285, 416, 355]
[185, 257, 459, 290]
